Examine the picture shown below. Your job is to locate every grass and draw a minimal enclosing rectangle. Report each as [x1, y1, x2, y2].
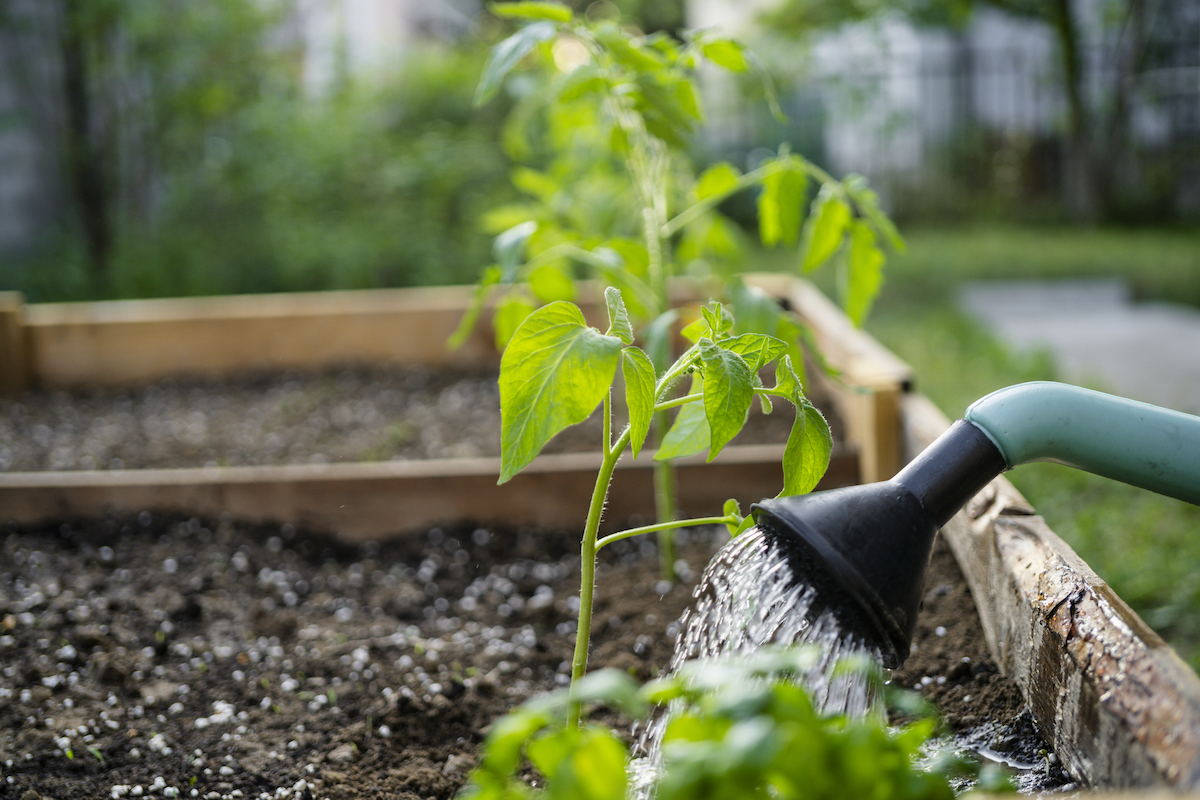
[851, 223, 1200, 670]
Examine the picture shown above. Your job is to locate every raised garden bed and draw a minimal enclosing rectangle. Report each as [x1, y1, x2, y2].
[2, 278, 1198, 797]
[0, 276, 902, 538]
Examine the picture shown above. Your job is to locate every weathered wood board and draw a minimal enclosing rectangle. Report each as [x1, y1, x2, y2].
[904, 392, 1200, 791]
[0, 445, 857, 542]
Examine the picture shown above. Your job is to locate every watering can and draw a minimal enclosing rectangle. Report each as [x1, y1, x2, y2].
[752, 381, 1200, 668]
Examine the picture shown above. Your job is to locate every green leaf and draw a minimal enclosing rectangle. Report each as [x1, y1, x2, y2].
[670, 75, 702, 122]
[844, 174, 905, 252]
[695, 162, 741, 201]
[556, 67, 606, 102]
[723, 498, 743, 536]
[595, 24, 664, 72]
[481, 707, 553, 774]
[843, 220, 884, 325]
[773, 354, 803, 405]
[529, 263, 575, 303]
[499, 302, 623, 482]
[799, 187, 851, 273]
[758, 163, 807, 248]
[494, 292, 536, 350]
[781, 401, 832, 496]
[567, 727, 628, 800]
[489, 1, 573, 22]
[475, 21, 558, 106]
[494, 220, 538, 278]
[511, 167, 558, 201]
[604, 285, 633, 344]
[572, 668, 645, 716]
[722, 332, 788, 372]
[701, 39, 748, 72]
[526, 727, 575, 781]
[700, 302, 734, 339]
[699, 339, 753, 461]
[679, 316, 707, 344]
[656, 376, 709, 461]
[622, 347, 655, 458]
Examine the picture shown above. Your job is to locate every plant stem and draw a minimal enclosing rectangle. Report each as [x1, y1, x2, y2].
[655, 392, 702, 412]
[653, 411, 678, 581]
[659, 161, 781, 239]
[568, 410, 631, 727]
[595, 514, 737, 550]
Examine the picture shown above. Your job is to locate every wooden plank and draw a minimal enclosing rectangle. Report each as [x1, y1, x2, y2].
[24, 285, 500, 387]
[0, 291, 26, 395]
[781, 278, 912, 482]
[0, 444, 857, 544]
[903, 392, 1200, 791]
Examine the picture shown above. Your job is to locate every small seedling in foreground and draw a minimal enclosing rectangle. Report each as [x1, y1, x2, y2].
[459, 647, 1011, 799]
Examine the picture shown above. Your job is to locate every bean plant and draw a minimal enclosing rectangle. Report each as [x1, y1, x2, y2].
[456, 1, 903, 583]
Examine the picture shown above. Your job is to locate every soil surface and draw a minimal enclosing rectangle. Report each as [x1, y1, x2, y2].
[1, 511, 1069, 800]
[1, 367, 1070, 797]
[0, 366, 812, 473]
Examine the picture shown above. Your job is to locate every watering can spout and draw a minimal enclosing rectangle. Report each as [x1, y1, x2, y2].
[752, 419, 1005, 668]
[752, 382, 1200, 668]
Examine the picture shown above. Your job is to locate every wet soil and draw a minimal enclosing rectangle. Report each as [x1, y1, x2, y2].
[0, 510, 1068, 800]
[0, 366, 1067, 797]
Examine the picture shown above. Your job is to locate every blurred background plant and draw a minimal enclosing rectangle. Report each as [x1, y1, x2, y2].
[0, 0, 516, 301]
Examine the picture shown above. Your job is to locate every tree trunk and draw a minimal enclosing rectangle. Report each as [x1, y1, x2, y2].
[60, 0, 112, 288]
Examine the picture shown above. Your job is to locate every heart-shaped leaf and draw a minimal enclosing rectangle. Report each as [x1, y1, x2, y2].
[499, 302, 622, 483]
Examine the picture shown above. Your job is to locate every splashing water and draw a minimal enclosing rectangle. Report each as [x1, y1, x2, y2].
[630, 522, 889, 797]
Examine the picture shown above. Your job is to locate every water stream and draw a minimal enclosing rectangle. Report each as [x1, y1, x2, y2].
[630, 522, 888, 796]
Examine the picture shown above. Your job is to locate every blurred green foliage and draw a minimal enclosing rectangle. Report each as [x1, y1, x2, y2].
[2, 2, 514, 302]
[112, 45, 515, 298]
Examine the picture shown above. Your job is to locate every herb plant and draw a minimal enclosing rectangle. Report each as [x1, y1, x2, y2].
[459, 647, 1013, 799]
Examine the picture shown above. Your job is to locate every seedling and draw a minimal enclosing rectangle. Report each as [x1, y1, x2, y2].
[500, 286, 831, 724]
[459, 647, 1009, 799]
[458, 1, 902, 582]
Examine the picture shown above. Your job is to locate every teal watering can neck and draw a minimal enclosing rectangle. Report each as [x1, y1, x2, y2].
[964, 381, 1200, 507]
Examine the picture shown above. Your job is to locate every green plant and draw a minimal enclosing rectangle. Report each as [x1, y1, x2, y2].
[460, 1, 902, 585]
[502, 286, 830, 723]
[459, 646, 1011, 799]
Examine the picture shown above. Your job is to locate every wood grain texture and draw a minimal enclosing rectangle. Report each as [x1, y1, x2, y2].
[904, 392, 1200, 790]
[0, 292, 26, 395]
[0, 445, 857, 543]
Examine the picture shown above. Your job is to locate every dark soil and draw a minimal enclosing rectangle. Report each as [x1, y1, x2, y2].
[0, 366, 1069, 797]
[0, 511, 1069, 800]
[0, 366, 810, 473]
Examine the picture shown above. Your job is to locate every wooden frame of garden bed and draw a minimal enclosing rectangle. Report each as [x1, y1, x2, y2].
[5, 278, 1200, 792]
[905, 393, 1200, 793]
[0, 275, 904, 535]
